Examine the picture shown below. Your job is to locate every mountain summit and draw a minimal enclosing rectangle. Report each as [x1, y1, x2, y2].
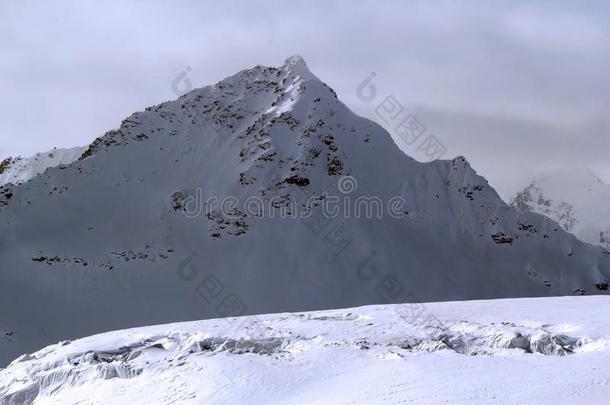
[511, 167, 610, 251]
[1, 57, 609, 365]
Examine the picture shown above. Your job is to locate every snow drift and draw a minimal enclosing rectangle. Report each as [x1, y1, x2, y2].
[1, 296, 610, 404]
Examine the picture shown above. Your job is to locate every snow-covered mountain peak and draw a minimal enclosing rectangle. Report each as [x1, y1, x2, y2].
[281, 54, 315, 80]
[77, 55, 360, 187]
[2, 56, 610, 367]
[511, 167, 610, 250]
[283, 54, 306, 66]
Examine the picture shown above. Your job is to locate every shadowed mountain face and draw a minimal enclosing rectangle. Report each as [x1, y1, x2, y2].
[1, 56, 608, 366]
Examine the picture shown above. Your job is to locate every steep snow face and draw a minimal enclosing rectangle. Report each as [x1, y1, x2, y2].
[1, 56, 610, 366]
[511, 168, 610, 251]
[0, 147, 85, 186]
[2, 297, 610, 405]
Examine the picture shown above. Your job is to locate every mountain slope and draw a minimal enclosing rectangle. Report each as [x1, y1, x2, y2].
[511, 168, 610, 251]
[2, 297, 610, 404]
[0, 147, 85, 187]
[1, 56, 609, 366]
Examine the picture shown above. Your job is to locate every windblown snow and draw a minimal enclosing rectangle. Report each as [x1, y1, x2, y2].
[1, 296, 610, 404]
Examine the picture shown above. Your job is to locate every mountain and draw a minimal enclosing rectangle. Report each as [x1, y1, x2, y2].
[2, 296, 610, 404]
[1, 55, 609, 366]
[511, 168, 610, 251]
[0, 147, 85, 187]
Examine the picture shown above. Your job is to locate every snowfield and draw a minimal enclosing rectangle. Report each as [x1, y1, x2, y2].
[2, 296, 610, 404]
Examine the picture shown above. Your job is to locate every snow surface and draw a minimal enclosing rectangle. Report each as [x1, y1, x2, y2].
[1, 55, 610, 366]
[2, 296, 610, 404]
[511, 167, 610, 251]
[0, 147, 85, 187]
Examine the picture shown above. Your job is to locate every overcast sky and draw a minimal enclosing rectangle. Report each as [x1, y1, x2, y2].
[1, 0, 608, 197]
